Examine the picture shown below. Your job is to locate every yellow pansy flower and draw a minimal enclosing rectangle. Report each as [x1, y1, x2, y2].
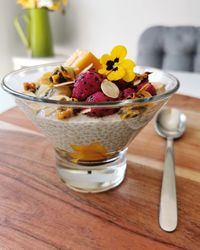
[17, 0, 37, 8]
[49, 0, 68, 11]
[99, 45, 136, 82]
[70, 143, 108, 162]
[17, 0, 68, 10]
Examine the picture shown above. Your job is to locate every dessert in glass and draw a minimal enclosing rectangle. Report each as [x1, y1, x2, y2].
[2, 45, 179, 193]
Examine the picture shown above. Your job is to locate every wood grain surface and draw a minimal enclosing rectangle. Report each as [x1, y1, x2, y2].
[0, 94, 199, 250]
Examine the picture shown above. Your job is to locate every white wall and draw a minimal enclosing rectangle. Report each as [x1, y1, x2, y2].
[1, 0, 200, 78]
[62, 0, 200, 58]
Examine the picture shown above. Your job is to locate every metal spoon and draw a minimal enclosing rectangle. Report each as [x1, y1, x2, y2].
[155, 107, 186, 232]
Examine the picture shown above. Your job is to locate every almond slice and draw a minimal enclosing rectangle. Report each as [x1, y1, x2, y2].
[79, 63, 93, 74]
[81, 108, 92, 114]
[133, 79, 142, 86]
[54, 81, 75, 87]
[101, 79, 120, 99]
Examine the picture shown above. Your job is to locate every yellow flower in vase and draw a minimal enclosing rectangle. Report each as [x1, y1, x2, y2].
[17, 0, 37, 8]
[37, 0, 68, 11]
[49, 0, 68, 11]
[17, 0, 68, 10]
[99, 45, 136, 82]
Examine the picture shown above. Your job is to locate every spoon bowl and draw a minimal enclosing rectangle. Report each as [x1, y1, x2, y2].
[155, 108, 187, 139]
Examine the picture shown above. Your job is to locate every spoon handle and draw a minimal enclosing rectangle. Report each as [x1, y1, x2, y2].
[159, 138, 177, 232]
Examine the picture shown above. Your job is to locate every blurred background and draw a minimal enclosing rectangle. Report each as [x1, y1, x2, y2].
[1, 0, 200, 111]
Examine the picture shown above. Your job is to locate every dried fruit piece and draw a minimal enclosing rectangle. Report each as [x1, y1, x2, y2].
[101, 79, 120, 99]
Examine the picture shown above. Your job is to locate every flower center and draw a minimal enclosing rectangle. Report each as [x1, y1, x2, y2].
[106, 57, 119, 71]
[106, 60, 114, 70]
[114, 58, 119, 63]
[113, 67, 118, 71]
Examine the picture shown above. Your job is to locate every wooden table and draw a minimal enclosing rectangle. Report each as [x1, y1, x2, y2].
[0, 94, 199, 250]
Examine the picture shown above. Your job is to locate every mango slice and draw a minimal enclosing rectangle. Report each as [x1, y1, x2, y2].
[64, 49, 101, 74]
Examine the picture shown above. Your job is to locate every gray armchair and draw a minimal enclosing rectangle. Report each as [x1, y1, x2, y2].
[137, 26, 200, 72]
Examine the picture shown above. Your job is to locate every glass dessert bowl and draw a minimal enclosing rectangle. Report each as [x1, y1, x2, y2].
[2, 46, 179, 193]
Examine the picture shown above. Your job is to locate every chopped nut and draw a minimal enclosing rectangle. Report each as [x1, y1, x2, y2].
[133, 72, 151, 86]
[118, 106, 146, 120]
[56, 107, 73, 120]
[24, 82, 37, 93]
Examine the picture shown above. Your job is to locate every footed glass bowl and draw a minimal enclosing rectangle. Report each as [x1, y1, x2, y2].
[2, 64, 179, 193]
